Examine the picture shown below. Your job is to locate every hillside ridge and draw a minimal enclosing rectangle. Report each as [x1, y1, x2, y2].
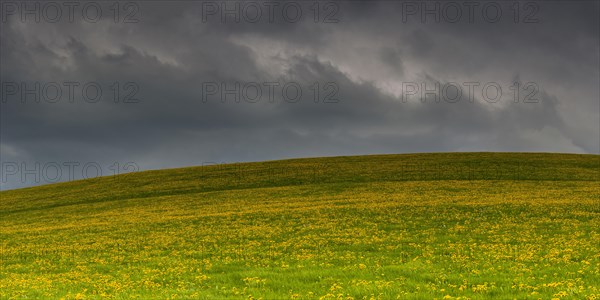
[1, 152, 598, 215]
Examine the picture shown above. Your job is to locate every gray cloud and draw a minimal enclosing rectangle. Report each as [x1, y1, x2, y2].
[1, 0, 598, 189]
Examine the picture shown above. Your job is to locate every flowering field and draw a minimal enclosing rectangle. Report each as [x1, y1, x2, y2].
[1, 153, 599, 299]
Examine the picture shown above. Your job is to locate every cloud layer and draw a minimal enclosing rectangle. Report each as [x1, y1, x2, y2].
[1, 1, 598, 189]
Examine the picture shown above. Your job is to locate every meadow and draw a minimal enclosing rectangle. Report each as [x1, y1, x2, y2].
[1, 152, 599, 299]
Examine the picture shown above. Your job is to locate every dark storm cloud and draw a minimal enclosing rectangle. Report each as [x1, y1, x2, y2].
[1, 0, 598, 189]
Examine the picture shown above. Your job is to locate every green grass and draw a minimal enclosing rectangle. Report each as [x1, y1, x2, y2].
[1, 152, 599, 299]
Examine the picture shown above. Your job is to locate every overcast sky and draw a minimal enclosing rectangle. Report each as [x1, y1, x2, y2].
[1, 0, 599, 190]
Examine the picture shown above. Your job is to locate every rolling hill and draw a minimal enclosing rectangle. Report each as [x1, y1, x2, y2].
[1, 152, 599, 299]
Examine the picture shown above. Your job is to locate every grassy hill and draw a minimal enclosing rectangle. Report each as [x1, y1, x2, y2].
[1, 152, 599, 299]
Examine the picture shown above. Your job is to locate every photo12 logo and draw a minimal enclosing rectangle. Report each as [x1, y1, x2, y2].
[1, 1, 140, 23]
[399, 1, 540, 23]
[200, 1, 339, 23]
[1, 161, 140, 184]
[201, 81, 339, 104]
[401, 81, 539, 104]
[1, 81, 140, 104]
